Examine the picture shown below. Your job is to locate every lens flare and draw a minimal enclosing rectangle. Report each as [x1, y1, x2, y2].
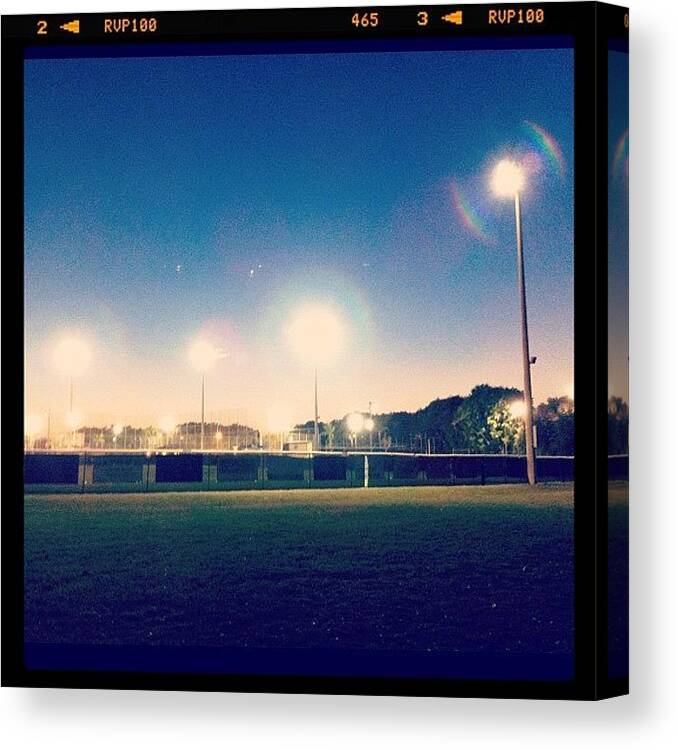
[523, 120, 566, 178]
[346, 412, 365, 434]
[450, 181, 493, 244]
[508, 400, 526, 420]
[612, 129, 629, 179]
[52, 336, 91, 378]
[285, 302, 347, 366]
[188, 339, 220, 372]
[490, 160, 525, 198]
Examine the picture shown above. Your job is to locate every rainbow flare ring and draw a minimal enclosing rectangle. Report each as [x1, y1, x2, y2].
[523, 120, 567, 178]
[450, 181, 493, 244]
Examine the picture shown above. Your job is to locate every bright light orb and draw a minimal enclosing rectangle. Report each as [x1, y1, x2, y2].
[66, 410, 82, 430]
[25, 414, 45, 436]
[52, 337, 91, 378]
[112, 423, 124, 437]
[158, 415, 176, 434]
[508, 400, 526, 420]
[189, 339, 220, 372]
[364, 417, 375, 432]
[346, 412, 365, 434]
[285, 303, 347, 366]
[491, 159, 526, 198]
[267, 404, 294, 434]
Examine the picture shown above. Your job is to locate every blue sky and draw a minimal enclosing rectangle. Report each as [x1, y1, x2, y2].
[24, 42, 574, 428]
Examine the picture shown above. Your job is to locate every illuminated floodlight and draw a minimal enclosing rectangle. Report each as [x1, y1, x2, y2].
[215, 431, 223, 443]
[112, 423, 124, 437]
[25, 414, 45, 436]
[158, 415, 176, 434]
[346, 412, 365, 435]
[364, 416, 375, 432]
[188, 339, 220, 372]
[490, 159, 525, 198]
[508, 400, 526, 420]
[66, 410, 82, 431]
[52, 336, 91, 377]
[285, 303, 347, 366]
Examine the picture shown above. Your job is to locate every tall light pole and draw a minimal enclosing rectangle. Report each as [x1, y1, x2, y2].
[491, 159, 537, 484]
[314, 367, 320, 451]
[201, 372, 205, 449]
[189, 339, 219, 451]
[285, 302, 347, 453]
[52, 336, 91, 448]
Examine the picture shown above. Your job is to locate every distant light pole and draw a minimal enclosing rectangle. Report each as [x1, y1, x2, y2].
[52, 336, 91, 447]
[314, 367, 320, 451]
[285, 303, 347, 452]
[491, 159, 537, 484]
[189, 339, 220, 451]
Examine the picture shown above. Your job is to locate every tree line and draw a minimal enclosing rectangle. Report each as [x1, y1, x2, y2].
[307, 385, 577, 456]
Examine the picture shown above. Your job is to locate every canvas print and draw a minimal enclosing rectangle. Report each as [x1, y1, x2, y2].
[22, 37, 576, 682]
[607, 42, 629, 682]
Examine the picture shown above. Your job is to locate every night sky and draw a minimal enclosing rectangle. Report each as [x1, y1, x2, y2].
[24, 42, 574, 429]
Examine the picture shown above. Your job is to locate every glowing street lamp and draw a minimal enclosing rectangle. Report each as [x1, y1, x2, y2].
[189, 339, 220, 451]
[285, 303, 347, 451]
[491, 159, 536, 484]
[508, 400, 526, 420]
[346, 412, 365, 447]
[490, 159, 526, 198]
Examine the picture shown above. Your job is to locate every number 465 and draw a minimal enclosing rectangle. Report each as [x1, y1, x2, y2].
[352, 12, 379, 28]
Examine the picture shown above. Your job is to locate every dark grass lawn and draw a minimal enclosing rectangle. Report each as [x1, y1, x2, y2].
[608, 481, 629, 676]
[25, 484, 573, 657]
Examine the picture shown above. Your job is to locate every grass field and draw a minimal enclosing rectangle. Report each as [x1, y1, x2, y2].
[25, 483, 574, 662]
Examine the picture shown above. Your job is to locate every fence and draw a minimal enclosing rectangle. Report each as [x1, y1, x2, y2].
[20, 451, 594, 494]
